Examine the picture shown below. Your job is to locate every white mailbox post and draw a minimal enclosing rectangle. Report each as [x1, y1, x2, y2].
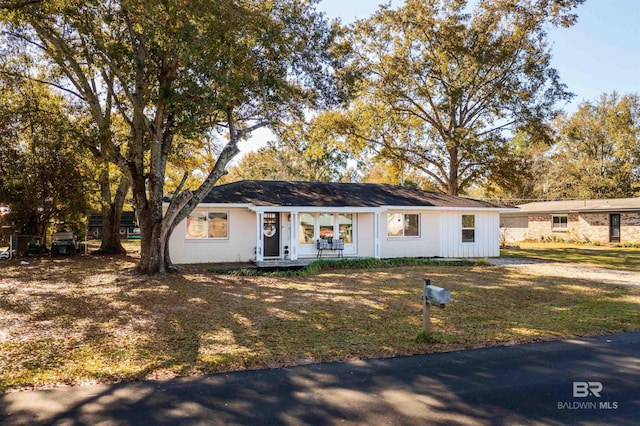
[422, 279, 450, 333]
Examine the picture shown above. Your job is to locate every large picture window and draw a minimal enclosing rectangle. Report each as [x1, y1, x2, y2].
[462, 215, 475, 243]
[299, 213, 315, 244]
[298, 213, 356, 245]
[552, 215, 568, 230]
[186, 211, 228, 239]
[387, 213, 419, 237]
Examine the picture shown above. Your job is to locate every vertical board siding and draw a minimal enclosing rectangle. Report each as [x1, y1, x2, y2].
[439, 211, 500, 258]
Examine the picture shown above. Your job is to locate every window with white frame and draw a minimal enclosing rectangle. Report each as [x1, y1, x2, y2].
[552, 215, 568, 230]
[186, 211, 228, 239]
[299, 213, 315, 244]
[461, 215, 475, 243]
[298, 213, 355, 244]
[387, 213, 420, 237]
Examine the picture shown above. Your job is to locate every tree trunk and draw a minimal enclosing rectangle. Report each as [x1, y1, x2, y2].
[136, 205, 167, 274]
[99, 207, 125, 253]
[96, 167, 129, 254]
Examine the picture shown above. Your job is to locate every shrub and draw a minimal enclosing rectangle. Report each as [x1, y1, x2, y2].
[209, 257, 483, 277]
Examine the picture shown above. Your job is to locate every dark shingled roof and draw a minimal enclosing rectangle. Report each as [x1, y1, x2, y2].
[202, 180, 511, 209]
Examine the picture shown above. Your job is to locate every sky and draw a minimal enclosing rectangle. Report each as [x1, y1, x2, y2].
[238, 0, 640, 155]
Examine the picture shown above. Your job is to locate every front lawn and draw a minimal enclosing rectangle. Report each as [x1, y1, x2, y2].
[501, 242, 640, 271]
[1, 255, 639, 392]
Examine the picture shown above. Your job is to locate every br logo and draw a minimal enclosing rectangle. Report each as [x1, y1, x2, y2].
[573, 382, 603, 398]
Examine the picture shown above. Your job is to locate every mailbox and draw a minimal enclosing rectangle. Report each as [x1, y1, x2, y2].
[424, 280, 450, 306]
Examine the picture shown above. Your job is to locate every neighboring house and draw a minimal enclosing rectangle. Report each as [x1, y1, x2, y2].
[166, 180, 514, 264]
[88, 211, 140, 239]
[500, 198, 640, 244]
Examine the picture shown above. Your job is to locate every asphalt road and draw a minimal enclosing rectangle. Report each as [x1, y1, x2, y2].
[2, 332, 639, 425]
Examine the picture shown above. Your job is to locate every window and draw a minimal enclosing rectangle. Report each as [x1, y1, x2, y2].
[299, 213, 314, 244]
[338, 214, 353, 244]
[552, 215, 568, 230]
[299, 213, 356, 245]
[388, 213, 420, 237]
[186, 211, 228, 239]
[462, 215, 475, 243]
[319, 213, 335, 240]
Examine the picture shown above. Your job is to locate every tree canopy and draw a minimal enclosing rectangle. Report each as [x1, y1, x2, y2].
[2, 0, 339, 273]
[331, 0, 583, 195]
[0, 76, 90, 237]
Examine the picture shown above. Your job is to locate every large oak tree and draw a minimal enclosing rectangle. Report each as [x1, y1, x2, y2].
[335, 0, 583, 195]
[3, 0, 338, 273]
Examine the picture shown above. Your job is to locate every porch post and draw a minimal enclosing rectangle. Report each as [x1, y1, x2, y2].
[290, 211, 298, 260]
[374, 211, 381, 259]
[256, 211, 264, 262]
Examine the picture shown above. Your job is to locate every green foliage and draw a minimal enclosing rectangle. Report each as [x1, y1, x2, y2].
[483, 92, 640, 201]
[331, 0, 583, 195]
[1, 0, 340, 273]
[0, 78, 91, 236]
[614, 242, 640, 248]
[543, 93, 640, 199]
[209, 257, 483, 276]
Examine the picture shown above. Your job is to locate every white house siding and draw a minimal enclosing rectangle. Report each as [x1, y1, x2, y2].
[168, 207, 256, 264]
[355, 213, 375, 258]
[439, 211, 500, 258]
[379, 211, 441, 258]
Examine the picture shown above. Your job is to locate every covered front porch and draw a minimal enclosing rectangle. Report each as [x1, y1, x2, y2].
[251, 206, 383, 263]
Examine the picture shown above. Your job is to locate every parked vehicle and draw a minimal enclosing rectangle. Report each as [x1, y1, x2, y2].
[51, 232, 79, 255]
[25, 238, 49, 256]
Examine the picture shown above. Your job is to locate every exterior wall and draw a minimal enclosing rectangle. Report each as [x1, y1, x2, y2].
[355, 213, 375, 258]
[170, 206, 503, 264]
[500, 215, 528, 243]
[439, 211, 500, 258]
[501, 211, 640, 244]
[526, 213, 579, 241]
[621, 212, 640, 242]
[379, 211, 440, 258]
[168, 207, 257, 264]
[577, 213, 609, 243]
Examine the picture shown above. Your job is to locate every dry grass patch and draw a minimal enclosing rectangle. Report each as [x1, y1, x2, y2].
[1, 255, 639, 392]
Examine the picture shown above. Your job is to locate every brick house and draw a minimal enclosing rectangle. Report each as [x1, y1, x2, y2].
[500, 198, 640, 244]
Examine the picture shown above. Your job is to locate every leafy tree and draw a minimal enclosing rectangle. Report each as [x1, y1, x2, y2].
[3, 0, 338, 273]
[477, 131, 551, 201]
[333, 0, 583, 195]
[0, 77, 90, 238]
[542, 93, 640, 199]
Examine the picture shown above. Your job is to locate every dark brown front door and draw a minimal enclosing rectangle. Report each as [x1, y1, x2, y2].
[263, 213, 280, 257]
[610, 214, 621, 243]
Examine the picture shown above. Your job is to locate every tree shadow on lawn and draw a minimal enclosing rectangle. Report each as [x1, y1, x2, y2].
[2, 332, 639, 425]
[0, 257, 639, 393]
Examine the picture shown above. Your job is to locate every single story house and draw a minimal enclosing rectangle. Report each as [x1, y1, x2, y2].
[500, 198, 640, 244]
[167, 180, 513, 264]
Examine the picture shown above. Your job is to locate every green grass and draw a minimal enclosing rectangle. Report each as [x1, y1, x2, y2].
[209, 257, 484, 276]
[501, 242, 640, 271]
[1, 254, 638, 392]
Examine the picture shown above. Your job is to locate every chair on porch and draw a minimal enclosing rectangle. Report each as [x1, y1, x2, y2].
[316, 238, 344, 258]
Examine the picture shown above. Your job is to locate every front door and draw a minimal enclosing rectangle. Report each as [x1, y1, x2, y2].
[610, 214, 621, 243]
[263, 212, 280, 257]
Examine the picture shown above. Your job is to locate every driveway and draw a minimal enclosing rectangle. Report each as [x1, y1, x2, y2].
[2, 332, 639, 425]
[488, 257, 640, 287]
